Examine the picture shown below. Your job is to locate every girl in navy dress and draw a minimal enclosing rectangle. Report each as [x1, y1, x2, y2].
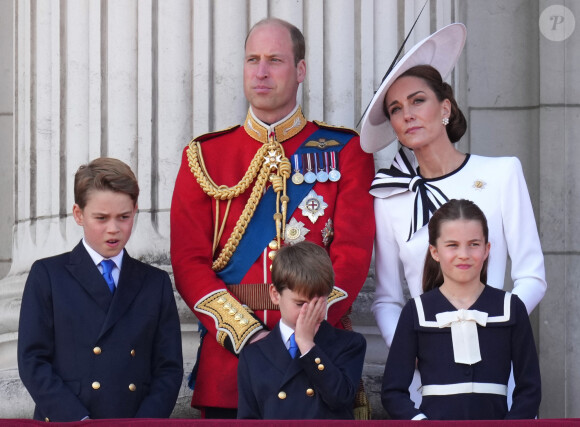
[381, 199, 541, 420]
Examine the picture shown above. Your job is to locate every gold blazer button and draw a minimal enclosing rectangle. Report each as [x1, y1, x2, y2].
[93, 347, 102, 355]
[306, 388, 315, 397]
[92, 381, 101, 390]
[278, 391, 287, 400]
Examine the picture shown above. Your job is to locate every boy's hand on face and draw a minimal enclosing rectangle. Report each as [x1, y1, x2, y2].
[295, 296, 327, 355]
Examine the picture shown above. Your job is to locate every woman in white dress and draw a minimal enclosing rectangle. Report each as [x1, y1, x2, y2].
[360, 23, 546, 407]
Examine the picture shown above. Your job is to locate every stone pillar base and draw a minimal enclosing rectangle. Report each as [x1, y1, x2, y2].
[0, 368, 34, 419]
[0, 274, 27, 370]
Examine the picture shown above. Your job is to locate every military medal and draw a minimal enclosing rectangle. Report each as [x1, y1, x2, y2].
[328, 151, 341, 182]
[316, 152, 329, 183]
[291, 154, 304, 185]
[284, 217, 310, 245]
[299, 190, 328, 223]
[303, 153, 317, 184]
[264, 149, 282, 170]
[321, 218, 334, 246]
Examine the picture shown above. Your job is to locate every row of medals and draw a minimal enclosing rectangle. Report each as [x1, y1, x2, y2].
[291, 152, 341, 185]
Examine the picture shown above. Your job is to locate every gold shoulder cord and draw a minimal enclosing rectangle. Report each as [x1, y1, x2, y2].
[187, 134, 290, 271]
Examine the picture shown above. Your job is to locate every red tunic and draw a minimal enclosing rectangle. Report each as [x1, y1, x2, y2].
[170, 109, 375, 409]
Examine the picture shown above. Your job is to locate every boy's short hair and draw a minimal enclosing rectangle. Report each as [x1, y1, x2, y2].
[74, 157, 139, 209]
[271, 241, 334, 298]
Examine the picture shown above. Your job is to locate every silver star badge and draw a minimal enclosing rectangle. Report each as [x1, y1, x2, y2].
[299, 190, 328, 223]
[284, 218, 310, 245]
[264, 150, 282, 169]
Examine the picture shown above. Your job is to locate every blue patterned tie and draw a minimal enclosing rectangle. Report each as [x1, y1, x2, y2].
[100, 260, 116, 294]
[288, 333, 298, 358]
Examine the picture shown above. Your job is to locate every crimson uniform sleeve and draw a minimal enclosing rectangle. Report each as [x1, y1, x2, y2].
[170, 146, 264, 355]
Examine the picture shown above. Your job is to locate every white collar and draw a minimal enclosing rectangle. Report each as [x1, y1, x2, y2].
[82, 238, 125, 270]
[278, 320, 295, 348]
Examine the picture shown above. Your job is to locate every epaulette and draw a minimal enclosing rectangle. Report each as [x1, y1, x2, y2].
[313, 120, 359, 136]
[194, 125, 240, 143]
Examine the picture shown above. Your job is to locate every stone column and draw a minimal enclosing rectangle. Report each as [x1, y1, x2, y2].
[537, 0, 580, 418]
[0, 0, 464, 419]
[0, 0, 197, 417]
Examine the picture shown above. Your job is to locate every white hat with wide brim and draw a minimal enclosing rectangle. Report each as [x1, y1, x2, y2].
[360, 23, 467, 154]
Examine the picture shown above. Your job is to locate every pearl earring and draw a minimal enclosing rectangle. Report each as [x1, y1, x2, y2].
[442, 117, 449, 126]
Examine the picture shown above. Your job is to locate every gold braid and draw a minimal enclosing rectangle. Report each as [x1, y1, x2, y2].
[187, 140, 269, 199]
[187, 138, 290, 271]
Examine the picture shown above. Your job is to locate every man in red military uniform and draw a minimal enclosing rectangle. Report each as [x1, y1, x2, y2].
[170, 17, 375, 418]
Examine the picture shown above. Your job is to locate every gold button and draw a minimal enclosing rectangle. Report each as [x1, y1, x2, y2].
[306, 388, 315, 397]
[130, 349, 136, 357]
[268, 240, 279, 250]
[93, 347, 102, 355]
[92, 381, 101, 390]
[229, 308, 237, 315]
[223, 302, 232, 309]
[241, 318, 249, 325]
[268, 250, 277, 260]
[317, 364, 325, 371]
[217, 296, 226, 304]
[129, 383, 136, 392]
[269, 265, 273, 271]
[45, 417, 50, 422]
[314, 357, 321, 364]
[278, 391, 286, 400]
[234, 313, 242, 321]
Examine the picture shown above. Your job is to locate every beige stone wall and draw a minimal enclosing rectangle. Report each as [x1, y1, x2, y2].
[0, 0, 577, 419]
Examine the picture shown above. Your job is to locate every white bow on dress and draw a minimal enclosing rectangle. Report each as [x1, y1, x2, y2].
[436, 309, 488, 365]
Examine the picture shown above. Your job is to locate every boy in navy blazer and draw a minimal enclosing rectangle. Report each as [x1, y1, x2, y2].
[18, 158, 183, 421]
[237, 241, 366, 419]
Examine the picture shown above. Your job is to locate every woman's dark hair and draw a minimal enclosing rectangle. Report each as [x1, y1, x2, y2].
[384, 64, 467, 143]
[422, 199, 489, 292]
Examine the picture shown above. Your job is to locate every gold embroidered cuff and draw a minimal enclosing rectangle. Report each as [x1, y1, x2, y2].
[194, 290, 263, 354]
[327, 285, 348, 308]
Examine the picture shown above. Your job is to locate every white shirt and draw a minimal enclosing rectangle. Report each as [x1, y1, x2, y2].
[82, 238, 124, 289]
[279, 320, 295, 351]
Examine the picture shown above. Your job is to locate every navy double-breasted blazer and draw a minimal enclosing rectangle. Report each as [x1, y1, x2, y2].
[17, 242, 183, 421]
[237, 320, 366, 419]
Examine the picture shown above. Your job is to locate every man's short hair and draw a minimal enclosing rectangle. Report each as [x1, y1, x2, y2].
[271, 241, 334, 298]
[245, 17, 306, 65]
[74, 157, 139, 209]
